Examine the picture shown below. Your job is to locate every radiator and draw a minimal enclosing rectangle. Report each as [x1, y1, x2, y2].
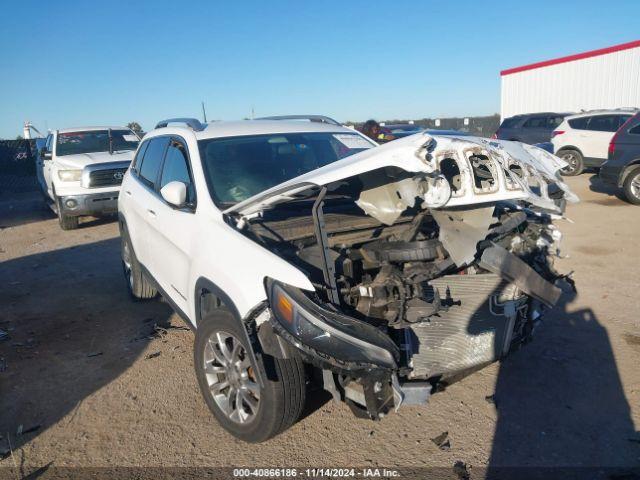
[406, 273, 525, 379]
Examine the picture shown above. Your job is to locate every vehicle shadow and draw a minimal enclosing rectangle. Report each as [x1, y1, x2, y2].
[486, 289, 639, 477]
[587, 174, 627, 203]
[0, 238, 174, 455]
[0, 193, 55, 228]
[0, 191, 118, 229]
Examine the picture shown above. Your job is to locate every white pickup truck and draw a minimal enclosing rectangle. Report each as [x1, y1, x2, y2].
[36, 126, 140, 229]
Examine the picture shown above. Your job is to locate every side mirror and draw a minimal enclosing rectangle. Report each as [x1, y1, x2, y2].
[160, 181, 187, 207]
[41, 148, 52, 160]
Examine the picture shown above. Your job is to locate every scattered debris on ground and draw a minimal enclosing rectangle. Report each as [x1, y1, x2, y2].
[431, 431, 451, 451]
[453, 461, 470, 480]
[87, 352, 103, 358]
[146, 351, 161, 360]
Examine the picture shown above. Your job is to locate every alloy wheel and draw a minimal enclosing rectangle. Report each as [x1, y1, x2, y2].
[561, 152, 578, 174]
[122, 241, 134, 290]
[630, 174, 640, 200]
[203, 331, 260, 424]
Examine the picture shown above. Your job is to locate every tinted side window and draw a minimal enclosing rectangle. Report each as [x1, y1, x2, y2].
[547, 116, 564, 128]
[500, 117, 520, 129]
[138, 137, 169, 188]
[588, 115, 622, 132]
[131, 140, 150, 174]
[45, 134, 53, 151]
[568, 117, 589, 130]
[523, 117, 546, 128]
[160, 139, 195, 203]
[629, 124, 640, 135]
[619, 115, 632, 128]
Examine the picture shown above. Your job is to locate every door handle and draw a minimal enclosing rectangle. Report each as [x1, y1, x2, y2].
[125, 190, 132, 196]
[147, 209, 156, 218]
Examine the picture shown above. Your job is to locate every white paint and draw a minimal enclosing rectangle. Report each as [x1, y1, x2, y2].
[501, 44, 640, 119]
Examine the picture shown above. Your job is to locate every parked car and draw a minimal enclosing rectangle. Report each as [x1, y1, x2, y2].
[494, 112, 570, 144]
[599, 112, 640, 204]
[118, 117, 576, 442]
[378, 125, 472, 143]
[36, 126, 139, 230]
[551, 109, 637, 176]
[377, 124, 424, 142]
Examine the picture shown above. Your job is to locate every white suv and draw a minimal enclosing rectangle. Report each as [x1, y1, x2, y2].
[36, 126, 140, 229]
[551, 109, 637, 175]
[118, 117, 577, 442]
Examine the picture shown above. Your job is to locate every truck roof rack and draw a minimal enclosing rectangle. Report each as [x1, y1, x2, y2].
[155, 118, 206, 131]
[256, 115, 341, 126]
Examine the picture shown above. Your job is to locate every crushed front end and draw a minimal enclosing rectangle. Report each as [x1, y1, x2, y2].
[238, 134, 578, 420]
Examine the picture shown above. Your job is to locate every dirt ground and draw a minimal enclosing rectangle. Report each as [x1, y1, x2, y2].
[1, 175, 639, 476]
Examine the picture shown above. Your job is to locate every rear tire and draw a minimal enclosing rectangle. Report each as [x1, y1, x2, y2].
[120, 224, 157, 300]
[194, 311, 306, 442]
[622, 166, 640, 205]
[559, 149, 584, 176]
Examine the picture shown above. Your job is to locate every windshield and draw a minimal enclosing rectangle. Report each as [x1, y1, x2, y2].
[56, 130, 139, 156]
[199, 132, 374, 205]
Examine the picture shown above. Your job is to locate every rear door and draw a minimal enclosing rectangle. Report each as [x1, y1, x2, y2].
[143, 136, 197, 312]
[520, 116, 548, 144]
[581, 115, 632, 161]
[125, 136, 170, 268]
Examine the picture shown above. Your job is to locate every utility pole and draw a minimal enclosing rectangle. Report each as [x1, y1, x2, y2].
[201, 101, 208, 123]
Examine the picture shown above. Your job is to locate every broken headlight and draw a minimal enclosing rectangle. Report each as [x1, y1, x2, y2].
[265, 278, 399, 369]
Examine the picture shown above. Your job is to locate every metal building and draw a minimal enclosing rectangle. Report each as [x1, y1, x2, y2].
[500, 39, 640, 119]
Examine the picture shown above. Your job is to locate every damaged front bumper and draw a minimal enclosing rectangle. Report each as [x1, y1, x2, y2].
[261, 243, 563, 419]
[263, 278, 400, 372]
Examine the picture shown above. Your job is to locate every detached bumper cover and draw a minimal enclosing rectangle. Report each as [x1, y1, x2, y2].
[59, 191, 119, 217]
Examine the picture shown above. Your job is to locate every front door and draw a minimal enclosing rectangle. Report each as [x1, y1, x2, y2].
[41, 134, 54, 197]
[144, 136, 197, 312]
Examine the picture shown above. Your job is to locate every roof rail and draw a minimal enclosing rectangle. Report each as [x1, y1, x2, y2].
[578, 107, 639, 114]
[256, 115, 341, 126]
[155, 118, 206, 131]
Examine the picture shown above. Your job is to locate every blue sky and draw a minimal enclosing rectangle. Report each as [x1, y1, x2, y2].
[1, 0, 639, 138]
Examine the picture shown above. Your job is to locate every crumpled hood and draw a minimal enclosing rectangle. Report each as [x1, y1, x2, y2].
[55, 150, 134, 170]
[224, 132, 579, 223]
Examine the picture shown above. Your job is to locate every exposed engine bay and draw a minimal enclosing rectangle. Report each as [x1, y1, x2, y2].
[232, 133, 578, 419]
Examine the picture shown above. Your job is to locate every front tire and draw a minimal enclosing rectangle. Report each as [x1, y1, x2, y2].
[194, 311, 306, 442]
[559, 149, 584, 176]
[120, 225, 157, 300]
[57, 206, 79, 230]
[622, 166, 640, 205]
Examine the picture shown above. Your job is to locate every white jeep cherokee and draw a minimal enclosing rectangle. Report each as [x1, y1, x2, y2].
[36, 126, 139, 230]
[118, 117, 577, 442]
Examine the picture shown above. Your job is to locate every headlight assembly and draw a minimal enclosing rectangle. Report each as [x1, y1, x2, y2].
[265, 278, 398, 369]
[57, 169, 82, 182]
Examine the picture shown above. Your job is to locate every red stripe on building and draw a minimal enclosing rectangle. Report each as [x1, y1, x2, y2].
[500, 39, 640, 76]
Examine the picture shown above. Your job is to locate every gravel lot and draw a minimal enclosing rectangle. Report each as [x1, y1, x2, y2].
[1, 175, 639, 477]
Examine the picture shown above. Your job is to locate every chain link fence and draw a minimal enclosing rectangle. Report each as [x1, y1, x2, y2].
[0, 139, 39, 196]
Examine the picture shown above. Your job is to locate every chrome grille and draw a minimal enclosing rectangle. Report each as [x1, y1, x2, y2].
[88, 167, 127, 188]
